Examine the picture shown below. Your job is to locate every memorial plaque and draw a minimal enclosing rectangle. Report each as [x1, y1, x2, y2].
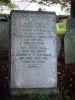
[10, 11, 57, 89]
[64, 28, 75, 64]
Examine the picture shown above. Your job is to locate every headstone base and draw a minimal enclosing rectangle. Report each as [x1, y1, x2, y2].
[10, 88, 59, 96]
[9, 88, 63, 100]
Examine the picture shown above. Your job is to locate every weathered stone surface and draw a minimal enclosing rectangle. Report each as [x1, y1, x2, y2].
[10, 11, 57, 89]
[67, 18, 75, 29]
[9, 94, 63, 100]
[64, 28, 75, 64]
[0, 21, 9, 50]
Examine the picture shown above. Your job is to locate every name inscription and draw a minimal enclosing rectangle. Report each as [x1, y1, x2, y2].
[11, 11, 57, 88]
[11, 13, 56, 68]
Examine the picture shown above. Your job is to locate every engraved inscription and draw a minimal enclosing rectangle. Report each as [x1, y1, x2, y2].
[11, 11, 57, 88]
[11, 13, 56, 68]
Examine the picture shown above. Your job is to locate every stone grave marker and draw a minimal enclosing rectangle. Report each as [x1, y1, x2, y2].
[10, 11, 57, 94]
[64, 19, 75, 64]
[67, 18, 75, 29]
[64, 28, 75, 64]
[0, 21, 9, 50]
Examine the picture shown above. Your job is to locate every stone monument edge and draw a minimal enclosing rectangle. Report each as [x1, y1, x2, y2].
[10, 88, 59, 95]
[10, 10, 56, 15]
[10, 10, 57, 95]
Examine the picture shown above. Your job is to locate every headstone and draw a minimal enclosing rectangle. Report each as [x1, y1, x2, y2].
[10, 11, 57, 92]
[0, 21, 9, 50]
[64, 19, 75, 64]
[67, 18, 75, 29]
[64, 28, 75, 64]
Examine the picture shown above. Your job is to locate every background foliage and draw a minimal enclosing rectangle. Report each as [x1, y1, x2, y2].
[31, 0, 71, 13]
[1, 0, 10, 3]
[32, 0, 70, 6]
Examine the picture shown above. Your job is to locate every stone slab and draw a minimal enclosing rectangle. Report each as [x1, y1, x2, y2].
[11, 88, 59, 95]
[64, 28, 75, 64]
[67, 18, 75, 29]
[0, 21, 9, 50]
[10, 11, 57, 89]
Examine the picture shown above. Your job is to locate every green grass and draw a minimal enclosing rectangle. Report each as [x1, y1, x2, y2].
[33, 92, 48, 100]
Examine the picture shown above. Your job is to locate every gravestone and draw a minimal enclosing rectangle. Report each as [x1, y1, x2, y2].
[64, 19, 75, 64]
[67, 18, 75, 29]
[10, 11, 57, 94]
[0, 21, 9, 50]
